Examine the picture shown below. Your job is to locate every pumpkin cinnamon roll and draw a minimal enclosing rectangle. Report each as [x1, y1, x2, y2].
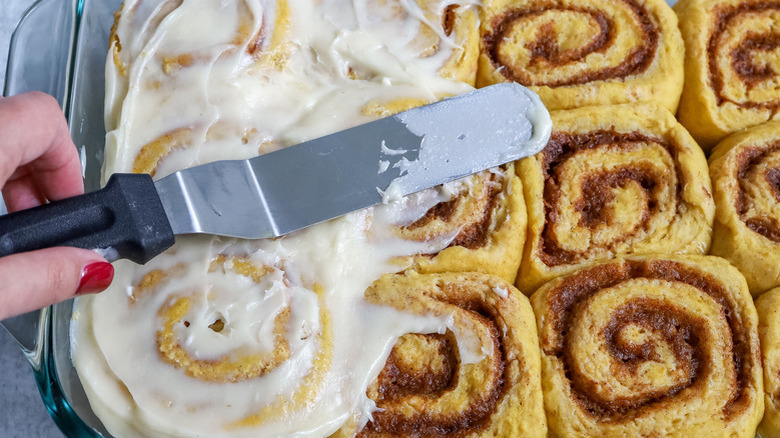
[516, 104, 714, 294]
[382, 165, 526, 284]
[675, 0, 780, 151]
[327, 0, 481, 85]
[335, 272, 546, 437]
[477, 0, 684, 112]
[108, 0, 291, 77]
[709, 120, 780, 296]
[73, 238, 333, 436]
[756, 287, 780, 437]
[531, 255, 763, 437]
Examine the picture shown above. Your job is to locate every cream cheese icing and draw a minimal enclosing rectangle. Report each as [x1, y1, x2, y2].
[71, 1, 548, 437]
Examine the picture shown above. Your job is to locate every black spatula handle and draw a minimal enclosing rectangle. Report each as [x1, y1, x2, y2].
[0, 173, 174, 264]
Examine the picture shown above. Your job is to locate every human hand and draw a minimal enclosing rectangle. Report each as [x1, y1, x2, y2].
[0, 92, 113, 320]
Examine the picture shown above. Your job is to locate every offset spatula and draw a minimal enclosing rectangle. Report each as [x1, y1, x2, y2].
[0, 83, 551, 264]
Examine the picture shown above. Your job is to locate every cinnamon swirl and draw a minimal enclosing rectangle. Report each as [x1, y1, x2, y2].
[516, 104, 715, 294]
[531, 255, 763, 437]
[676, 0, 780, 151]
[756, 287, 780, 437]
[477, 0, 684, 112]
[335, 272, 546, 438]
[709, 120, 780, 296]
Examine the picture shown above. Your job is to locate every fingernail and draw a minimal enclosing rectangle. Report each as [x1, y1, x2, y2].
[77, 262, 114, 295]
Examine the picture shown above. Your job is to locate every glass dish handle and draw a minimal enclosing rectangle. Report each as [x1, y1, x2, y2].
[1, 0, 77, 356]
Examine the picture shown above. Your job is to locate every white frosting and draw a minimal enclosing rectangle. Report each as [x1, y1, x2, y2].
[71, 1, 546, 437]
[493, 286, 509, 299]
[381, 84, 551, 199]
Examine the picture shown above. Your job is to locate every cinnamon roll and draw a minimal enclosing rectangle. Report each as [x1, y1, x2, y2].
[530, 255, 764, 437]
[477, 0, 684, 112]
[73, 239, 332, 436]
[327, 0, 481, 85]
[675, 0, 780, 151]
[516, 104, 715, 294]
[334, 272, 546, 438]
[386, 165, 526, 283]
[709, 120, 780, 296]
[756, 287, 780, 437]
[108, 0, 291, 79]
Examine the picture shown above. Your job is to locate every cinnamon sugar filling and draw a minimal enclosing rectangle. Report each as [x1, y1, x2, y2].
[538, 130, 682, 266]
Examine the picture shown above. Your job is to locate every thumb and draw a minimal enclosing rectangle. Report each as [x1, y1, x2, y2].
[0, 247, 114, 320]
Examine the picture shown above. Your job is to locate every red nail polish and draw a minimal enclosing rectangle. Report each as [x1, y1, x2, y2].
[77, 262, 114, 295]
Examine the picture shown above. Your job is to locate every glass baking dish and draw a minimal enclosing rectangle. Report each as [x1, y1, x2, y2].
[3, 0, 121, 436]
[0, 0, 679, 436]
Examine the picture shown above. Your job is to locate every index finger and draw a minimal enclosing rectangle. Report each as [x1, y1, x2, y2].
[0, 92, 84, 201]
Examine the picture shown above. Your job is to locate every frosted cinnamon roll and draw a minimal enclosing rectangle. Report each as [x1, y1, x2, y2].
[676, 0, 780, 151]
[709, 120, 780, 296]
[531, 255, 763, 437]
[106, 0, 291, 131]
[477, 0, 684, 112]
[756, 287, 780, 437]
[334, 272, 546, 437]
[319, 0, 481, 85]
[103, 0, 296, 181]
[73, 239, 332, 436]
[516, 104, 714, 294]
[108, 0, 291, 76]
[381, 165, 526, 283]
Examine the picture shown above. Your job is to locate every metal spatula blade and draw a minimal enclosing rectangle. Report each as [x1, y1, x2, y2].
[155, 83, 550, 239]
[0, 84, 551, 264]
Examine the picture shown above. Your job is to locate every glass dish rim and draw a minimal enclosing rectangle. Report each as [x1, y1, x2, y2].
[5, 0, 111, 435]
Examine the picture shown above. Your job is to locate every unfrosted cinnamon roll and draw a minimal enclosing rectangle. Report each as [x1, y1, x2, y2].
[477, 0, 684, 112]
[675, 0, 780, 151]
[516, 104, 714, 294]
[756, 287, 780, 437]
[709, 120, 780, 296]
[531, 255, 763, 437]
[335, 272, 546, 437]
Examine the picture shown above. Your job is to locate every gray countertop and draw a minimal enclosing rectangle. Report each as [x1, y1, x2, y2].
[1, 1, 67, 436]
